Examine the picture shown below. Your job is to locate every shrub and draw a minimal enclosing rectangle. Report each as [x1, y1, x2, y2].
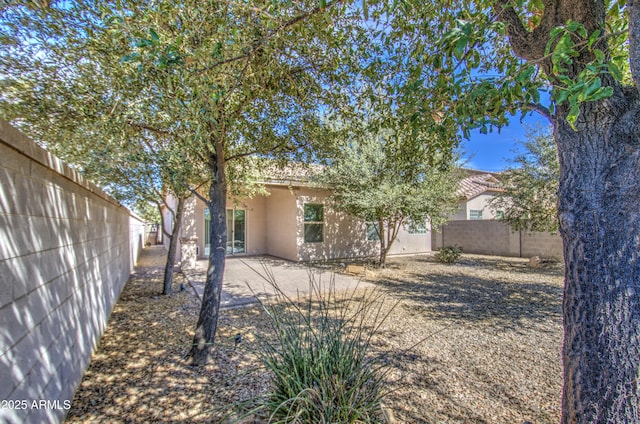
[435, 245, 462, 263]
[250, 271, 390, 423]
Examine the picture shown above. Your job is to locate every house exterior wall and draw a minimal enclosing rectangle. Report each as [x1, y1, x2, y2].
[182, 184, 433, 263]
[389, 224, 433, 256]
[0, 119, 145, 423]
[265, 187, 298, 261]
[294, 187, 431, 261]
[194, 197, 205, 257]
[231, 195, 267, 256]
[294, 188, 378, 262]
[464, 194, 499, 220]
[450, 202, 467, 220]
[451, 194, 498, 220]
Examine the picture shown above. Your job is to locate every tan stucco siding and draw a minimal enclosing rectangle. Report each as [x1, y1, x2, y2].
[387, 223, 432, 256]
[293, 188, 431, 261]
[294, 188, 378, 261]
[236, 195, 267, 255]
[465, 193, 499, 219]
[265, 187, 298, 261]
[194, 197, 205, 256]
[185, 184, 432, 263]
[450, 201, 467, 220]
[449, 193, 499, 221]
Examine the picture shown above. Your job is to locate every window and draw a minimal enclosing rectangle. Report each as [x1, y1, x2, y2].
[470, 210, 483, 220]
[304, 203, 324, 243]
[366, 222, 380, 241]
[495, 210, 505, 220]
[408, 219, 428, 234]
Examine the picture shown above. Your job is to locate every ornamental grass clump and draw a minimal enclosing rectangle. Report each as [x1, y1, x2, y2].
[250, 266, 392, 423]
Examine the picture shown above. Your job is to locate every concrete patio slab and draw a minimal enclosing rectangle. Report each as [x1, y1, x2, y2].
[184, 256, 373, 309]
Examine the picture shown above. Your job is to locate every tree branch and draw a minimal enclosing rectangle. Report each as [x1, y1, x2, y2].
[127, 120, 175, 138]
[492, 0, 546, 61]
[520, 102, 554, 122]
[185, 182, 210, 205]
[193, 0, 345, 75]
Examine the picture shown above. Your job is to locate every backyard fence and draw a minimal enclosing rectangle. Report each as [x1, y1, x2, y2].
[0, 119, 145, 423]
[432, 220, 563, 260]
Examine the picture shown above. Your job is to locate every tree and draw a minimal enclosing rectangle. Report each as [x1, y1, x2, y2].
[375, 0, 639, 421]
[490, 125, 559, 232]
[2, 0, 362, 364]
[60, 0, 361, 365]
[0, 1, 210, 296]
[321, 122, 461, 267]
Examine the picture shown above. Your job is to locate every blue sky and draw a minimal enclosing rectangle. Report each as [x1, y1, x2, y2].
[461, 111, 550, 172]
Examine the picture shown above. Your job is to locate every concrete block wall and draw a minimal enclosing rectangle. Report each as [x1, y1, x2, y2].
[432, 220, 563, 260]
[521, 230, 563, 259]
[0, 119, 146, 423]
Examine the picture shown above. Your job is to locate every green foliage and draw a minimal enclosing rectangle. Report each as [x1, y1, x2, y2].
[0, 0, 363, 200]
[435, 245, 462, 263]
[490, 126, 559, 233]
[372, 0, 631, 135]
[320, 115, 462, 266]
[0, 0, 208, 210]
[545, 20, 621, 128]
[133, 199, 161, 224]
[252, 272, 390, 423]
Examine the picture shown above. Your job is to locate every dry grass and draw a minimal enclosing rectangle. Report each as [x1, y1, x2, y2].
[67, 248, 563, 423]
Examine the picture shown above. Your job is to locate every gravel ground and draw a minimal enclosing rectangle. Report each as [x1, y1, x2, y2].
[66, 249, 563, 423]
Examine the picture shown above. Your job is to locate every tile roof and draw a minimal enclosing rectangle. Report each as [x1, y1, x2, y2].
[457, 173, 503, 199]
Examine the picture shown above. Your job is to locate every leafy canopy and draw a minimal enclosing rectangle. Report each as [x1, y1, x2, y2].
[368, 0, 629, 132]
[490, 125, 559, 232]
[320, 114, 461, 265]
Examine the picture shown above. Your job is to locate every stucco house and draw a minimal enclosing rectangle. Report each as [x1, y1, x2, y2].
[449, 170, 504, 221]
[164, 166, 435, 268]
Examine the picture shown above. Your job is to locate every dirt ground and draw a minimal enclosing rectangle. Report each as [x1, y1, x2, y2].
[66, 249, 563, 423]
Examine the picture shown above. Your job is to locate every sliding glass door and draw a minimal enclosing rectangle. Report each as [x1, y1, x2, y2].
[203, 208, 245, 256]
[226, 209, 246, 255]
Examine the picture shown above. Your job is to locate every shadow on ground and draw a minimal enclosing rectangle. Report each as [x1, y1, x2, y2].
[370, 254, 563, 332]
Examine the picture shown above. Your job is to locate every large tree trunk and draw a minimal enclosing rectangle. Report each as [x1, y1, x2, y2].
[189, 145, 227, 366]
[162, 196, 185, 295]
[556, 86, 640, 423]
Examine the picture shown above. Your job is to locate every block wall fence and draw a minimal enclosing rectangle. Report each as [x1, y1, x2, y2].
[0, 119, 146, 423]
[432, 220, 563, 260]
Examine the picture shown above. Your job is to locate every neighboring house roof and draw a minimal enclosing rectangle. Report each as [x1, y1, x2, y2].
[457, 172, 503, 200]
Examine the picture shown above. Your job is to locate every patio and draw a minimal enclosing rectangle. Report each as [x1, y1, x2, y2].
[184, 255, 372, 309]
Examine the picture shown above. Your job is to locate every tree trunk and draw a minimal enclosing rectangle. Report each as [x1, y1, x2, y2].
[378, 217, 387, 268]
[162, 196, 185, 295]
[156, 202, 165, 245]
[189, 145, 227, 366]
[378, 218, 403, 268]
[556, 87, 640, 423]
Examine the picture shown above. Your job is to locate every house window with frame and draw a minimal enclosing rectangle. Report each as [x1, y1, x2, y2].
[304, 203, 324, 243]
[366, 222, 380, 241]
[470, 210, 483, 220]
[408, 219, 428, 234]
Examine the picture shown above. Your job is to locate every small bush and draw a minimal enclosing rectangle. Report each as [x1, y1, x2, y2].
[435, 245, 462, 263]
[249, 270, 390, 423]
